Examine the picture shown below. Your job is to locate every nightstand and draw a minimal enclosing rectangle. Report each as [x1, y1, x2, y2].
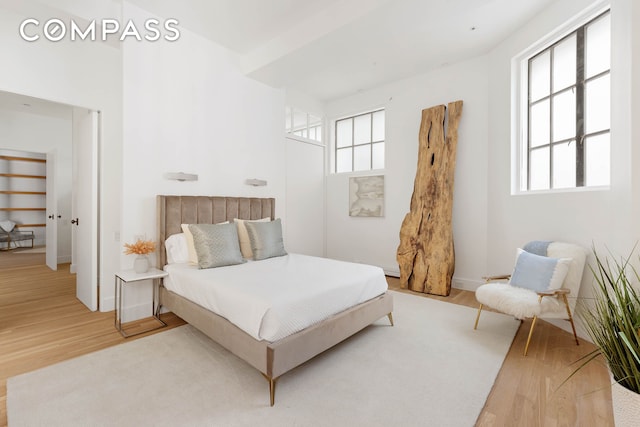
[114, 268, 168, 338]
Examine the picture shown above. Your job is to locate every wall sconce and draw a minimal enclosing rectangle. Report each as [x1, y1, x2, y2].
[165, 172, 198, 182]
[245, 178, 267, 187]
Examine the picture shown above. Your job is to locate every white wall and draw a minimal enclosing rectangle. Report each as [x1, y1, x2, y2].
[324, 55, 489, 288]
[487, 0, 635, 271]
[488, 0, 629, 270]
[119, 3, 287, 319]
[628, 0, 640, 242]
[284, 89, 326, 257]
[0, 111, 72, 258]
[285, 137, 325, 256]
[487, 0, 639, 335]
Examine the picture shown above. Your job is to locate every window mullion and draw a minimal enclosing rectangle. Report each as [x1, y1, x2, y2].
[351, 117, 355, 172]
[527, 61, 533, 190]
[370, 113, 374, 169]
[576, 27, 585, 187]
[549, 48, 555, 188]
[334, 121, 338, 173]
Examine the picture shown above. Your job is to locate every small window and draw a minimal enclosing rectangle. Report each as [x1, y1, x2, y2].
[518, 10, 610, 191]
[334, 109, 385, 173]
[285, 106, 322, 143]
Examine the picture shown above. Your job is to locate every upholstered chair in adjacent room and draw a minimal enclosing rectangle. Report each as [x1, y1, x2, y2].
[473, 241, 588, 356]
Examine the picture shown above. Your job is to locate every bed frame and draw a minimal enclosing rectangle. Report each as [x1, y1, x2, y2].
[156, 195, 394, 406]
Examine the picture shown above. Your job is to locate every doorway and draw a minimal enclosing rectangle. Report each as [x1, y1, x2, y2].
[0, 148, 71, 266]
[0, 91, 100, 311]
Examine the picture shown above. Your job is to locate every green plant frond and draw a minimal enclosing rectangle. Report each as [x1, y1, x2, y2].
[568, 245, 640, 394]
[557, 351, 604, 391]
[568, 348, 602, 366]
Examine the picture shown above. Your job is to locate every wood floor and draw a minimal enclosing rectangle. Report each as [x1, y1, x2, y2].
[0, 253, 613, 426]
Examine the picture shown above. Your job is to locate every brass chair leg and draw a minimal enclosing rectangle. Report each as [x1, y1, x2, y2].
[387, 312, 394, 326]
[474, 304, 483, 330]
[562, 294, 580, 346]
[524, 316, 538, 356]
[524, 295, 545, 356]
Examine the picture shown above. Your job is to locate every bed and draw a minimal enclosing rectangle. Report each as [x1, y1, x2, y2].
[156, 195, 394, 406]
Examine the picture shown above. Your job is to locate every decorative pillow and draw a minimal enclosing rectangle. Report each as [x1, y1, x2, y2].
[0, 220, 16, 233]
[165, 233, 189, 264]
[182, 222, 229, 265]
[234, 217, 271, 259]
[188, 223, 245, 269]
[509, 248, 572, 292]
[245, 218, 287, 261]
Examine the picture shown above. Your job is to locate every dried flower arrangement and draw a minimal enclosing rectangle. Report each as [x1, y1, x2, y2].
[123, 239, 156, 255]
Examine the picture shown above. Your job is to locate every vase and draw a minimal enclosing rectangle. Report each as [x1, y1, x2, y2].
[133, 254, 149, 274]
[611, 379, 640, 426]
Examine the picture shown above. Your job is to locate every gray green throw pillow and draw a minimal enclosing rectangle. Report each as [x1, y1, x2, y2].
[245, 218, 287, 261]
[188, 223, 245, 269]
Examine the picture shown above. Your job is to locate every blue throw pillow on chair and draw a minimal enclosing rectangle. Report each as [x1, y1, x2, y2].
[509, 249, 571, 292]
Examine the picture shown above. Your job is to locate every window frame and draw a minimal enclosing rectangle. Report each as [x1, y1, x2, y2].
[285, 106, 323, 145]
[513, 3, 610, 194]
[333, 108, 385, 174]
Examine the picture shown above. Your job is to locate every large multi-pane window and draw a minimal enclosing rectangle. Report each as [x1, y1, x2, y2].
[334, 109, 385, 173]
[523, 10, 610, 191]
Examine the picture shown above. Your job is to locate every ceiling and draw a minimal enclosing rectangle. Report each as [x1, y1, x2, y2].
[127, 0, 556, 102]
[0, 90, 72, 119]
[17, 0, 557, 103]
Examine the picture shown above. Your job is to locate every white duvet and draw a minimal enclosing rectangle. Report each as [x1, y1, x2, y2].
[163, 254, 388, 342]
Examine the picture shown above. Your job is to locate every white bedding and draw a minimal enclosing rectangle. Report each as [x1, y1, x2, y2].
[163, 254, 388, 342]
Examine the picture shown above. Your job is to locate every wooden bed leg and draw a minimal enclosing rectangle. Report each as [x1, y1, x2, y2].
[387, 312, 394, 326]
[262, 374, 277, 406]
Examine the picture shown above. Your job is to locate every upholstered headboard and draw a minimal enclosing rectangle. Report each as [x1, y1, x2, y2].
[156, 195, 275, 267]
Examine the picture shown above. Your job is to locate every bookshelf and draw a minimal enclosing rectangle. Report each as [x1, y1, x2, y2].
[0, 155, 47, 233]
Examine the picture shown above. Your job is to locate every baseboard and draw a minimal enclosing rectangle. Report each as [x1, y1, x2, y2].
[101, 294, 156, 323]
[383, 268, 400, 277]
[451, 277, 484, 292]
[102, 295, 115, 312]
[120, 301, 153, 323]
[69, 263, 77, 273]
[383, 271, 483, 291]
[57, 255, 71, 264]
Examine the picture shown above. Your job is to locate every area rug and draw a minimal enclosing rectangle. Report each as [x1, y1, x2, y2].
[7, 291, 519, 427]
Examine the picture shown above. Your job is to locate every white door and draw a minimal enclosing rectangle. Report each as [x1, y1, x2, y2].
[72, 108, 99, 311]
[45, 150, 57, 270]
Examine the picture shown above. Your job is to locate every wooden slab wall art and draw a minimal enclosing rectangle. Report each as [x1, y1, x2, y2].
[396, 100, 463, 296]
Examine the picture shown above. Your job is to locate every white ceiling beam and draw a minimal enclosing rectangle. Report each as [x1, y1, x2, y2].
[239, 0, 392, 76]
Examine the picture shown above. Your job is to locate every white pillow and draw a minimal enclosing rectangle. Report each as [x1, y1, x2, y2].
[165, 233, 190, 264]
[181, 224, 198, 265]
[234, 217, 271, 259]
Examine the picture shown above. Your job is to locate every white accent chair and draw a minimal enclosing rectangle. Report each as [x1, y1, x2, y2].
[474, 241, 587, 356]
[0, 220, 34, 250]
